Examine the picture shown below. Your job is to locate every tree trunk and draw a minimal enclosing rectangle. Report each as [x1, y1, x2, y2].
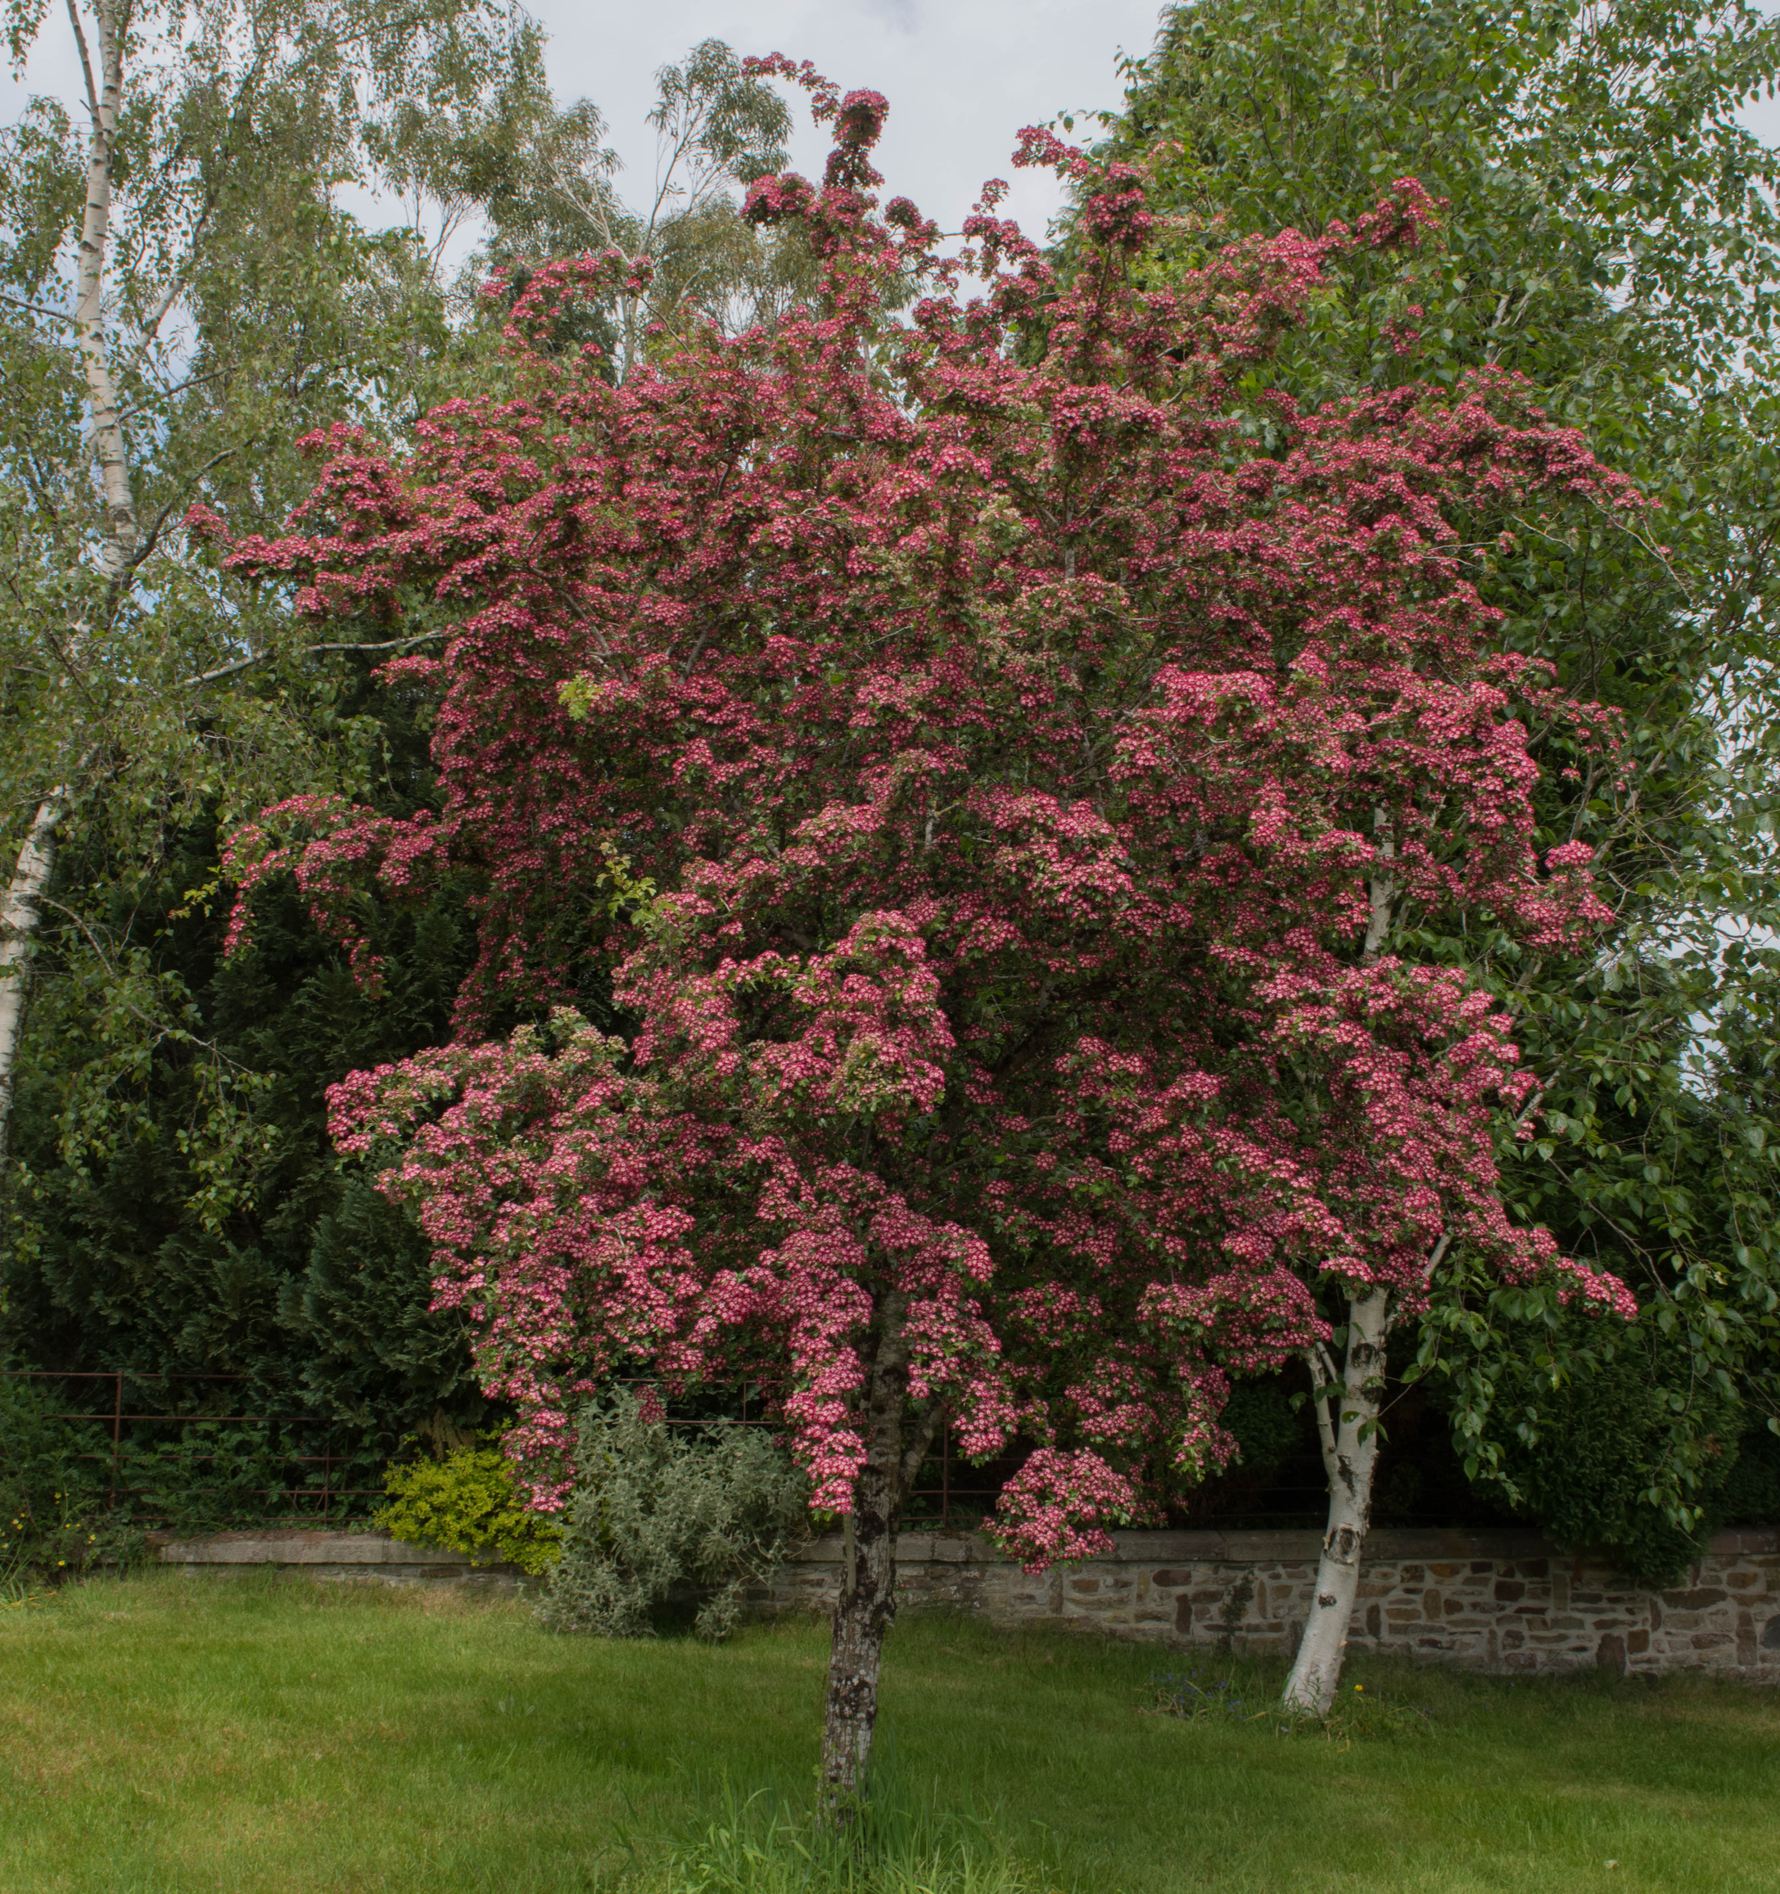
[1282, 1284, 1392, 1717]
[0, 785, 73, 1163]
[818, 1291, 934, 1819]
[71, 0, 139, 581]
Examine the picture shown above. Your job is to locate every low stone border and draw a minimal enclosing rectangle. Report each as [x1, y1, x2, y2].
[149, 1522, 1780, 1680]
[151, 1528, 526, 1588]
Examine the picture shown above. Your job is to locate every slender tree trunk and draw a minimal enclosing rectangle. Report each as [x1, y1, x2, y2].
[70, 0, 139, 581]
[1, 8, 132, 1169]
[1282, 1284, 1392, 1716]
[818, 1291, 936, 1819]
[0, 785, 74, 1162]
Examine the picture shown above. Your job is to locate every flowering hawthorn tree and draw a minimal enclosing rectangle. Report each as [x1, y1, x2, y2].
[215, 59, 1638, 1778]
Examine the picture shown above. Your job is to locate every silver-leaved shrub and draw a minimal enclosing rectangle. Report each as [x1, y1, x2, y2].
[540, 1390, 808, 1642]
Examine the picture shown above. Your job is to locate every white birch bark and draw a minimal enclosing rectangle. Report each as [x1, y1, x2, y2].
[69, 0, 139, 582]
[0, 786, 75, 1161]
[1278, 805, 1405, 1713]
[0, 6, 132, 1173]
[1281, 1283, 1392, 1716]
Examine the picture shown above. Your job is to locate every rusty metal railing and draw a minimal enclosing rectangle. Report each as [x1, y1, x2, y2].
[0, 1370, 385, 1518]
[3, 1368, 1012, 1529]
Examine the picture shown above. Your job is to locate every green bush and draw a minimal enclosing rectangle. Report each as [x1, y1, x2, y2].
[0, 1376, 101, 1527]
[0, 1375, 141, 1583]
[1482, 1344, 1743, 1583]
[376, 1442, 562, 1576]
[541, 1390, 807, 1641]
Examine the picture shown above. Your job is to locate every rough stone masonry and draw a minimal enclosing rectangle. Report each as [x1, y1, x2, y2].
[763, 1526, 1780, 1680]
[155, 1523, 1780, 1680]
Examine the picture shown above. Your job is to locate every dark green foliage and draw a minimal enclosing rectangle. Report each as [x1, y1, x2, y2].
[1221, 1379, 1302, 1485]
[1, 731, 487, 1489]
[0, 1372, 144, 1579]
[1180, 1365, 1520, 1532]
[0, 1373, 106, 1534]
[1718, 1423, 1780, 1531]
[1481, 1340, 1745, 1582]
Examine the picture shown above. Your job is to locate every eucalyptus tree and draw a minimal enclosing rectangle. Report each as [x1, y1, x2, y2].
[1090, 0, 1780, 1669]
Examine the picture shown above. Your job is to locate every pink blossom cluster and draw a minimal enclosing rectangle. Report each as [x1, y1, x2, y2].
[217, 71, 1636, 1560]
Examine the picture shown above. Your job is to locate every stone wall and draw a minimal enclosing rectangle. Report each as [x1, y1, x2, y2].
[150, 1523, 1780, 1681]
[765, 1526, 1780, 1681]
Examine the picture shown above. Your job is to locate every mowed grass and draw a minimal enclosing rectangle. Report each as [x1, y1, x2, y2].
[1, 1570, 1777, 1894]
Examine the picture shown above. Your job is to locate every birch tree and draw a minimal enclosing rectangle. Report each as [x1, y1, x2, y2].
[0, 0, 513, 1170]
[1, 11, 841, 1420]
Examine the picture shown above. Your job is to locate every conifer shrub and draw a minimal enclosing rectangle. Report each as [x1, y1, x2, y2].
[540, 1390, 807, 1641]
[376, 1441, 563, 1576]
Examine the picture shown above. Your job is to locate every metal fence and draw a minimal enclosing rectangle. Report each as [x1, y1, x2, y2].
[2, 1369, 1007, 1530]
[5, 1369, 1487, 1534]
[1, 1369, 385, 1519]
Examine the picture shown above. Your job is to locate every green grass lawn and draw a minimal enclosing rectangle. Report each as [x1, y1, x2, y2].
[2, 1570, 1777, 1894]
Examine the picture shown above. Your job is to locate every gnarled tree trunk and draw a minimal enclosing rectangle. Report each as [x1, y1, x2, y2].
[1281, 1283, 1392, 1716]
[819, 1290, 938, 1819]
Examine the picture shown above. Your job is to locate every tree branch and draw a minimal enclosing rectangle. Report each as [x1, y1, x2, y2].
[179, 631, 445, 690]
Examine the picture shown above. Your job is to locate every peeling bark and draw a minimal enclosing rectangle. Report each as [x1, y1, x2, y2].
[0, 785, 74, 1162]
[1282, 1283, 1391, 1716]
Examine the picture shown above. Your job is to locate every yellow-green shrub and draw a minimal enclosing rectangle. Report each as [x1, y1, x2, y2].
[376, 1444, 561, 1576]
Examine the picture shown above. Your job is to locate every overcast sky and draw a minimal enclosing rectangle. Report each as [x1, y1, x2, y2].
[523, 0, 1169, 241]
[0, 2, 1168, 250]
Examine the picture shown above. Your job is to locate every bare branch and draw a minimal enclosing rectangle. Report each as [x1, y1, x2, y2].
[1421, 1232, 1451, 1287]
[64, 0, 100, 122]
[179, 631, 445, 690]
[127, 450, 236, 574]
[0, 288, 78, 328]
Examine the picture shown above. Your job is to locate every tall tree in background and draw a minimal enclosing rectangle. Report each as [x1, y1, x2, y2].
[375, 33, 819, 374]
[0, 0, 530, 1430]
[0, 0, 512, 1165]
[1090, 0, 1780, 1581]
